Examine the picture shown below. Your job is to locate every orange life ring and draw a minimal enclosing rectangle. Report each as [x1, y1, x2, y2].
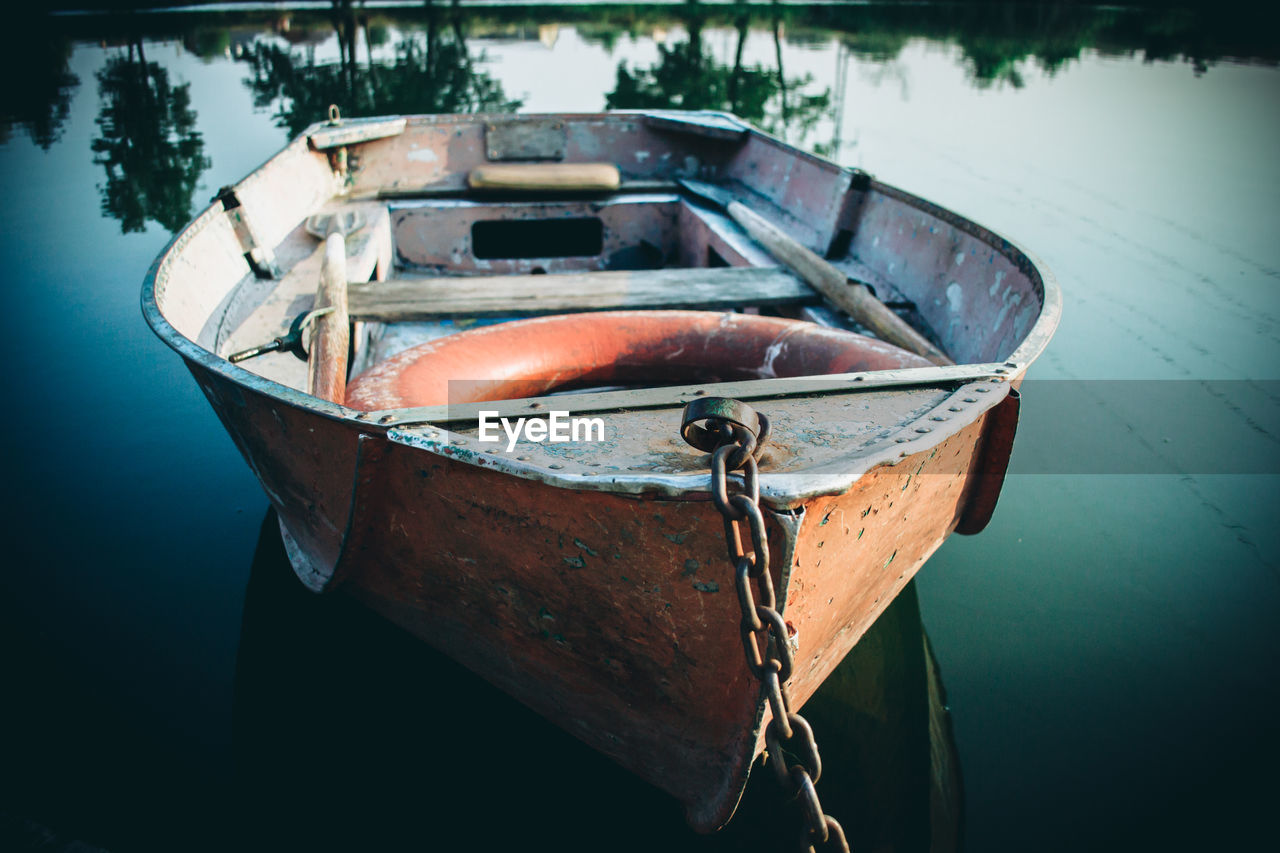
[345, 310, 930, 411]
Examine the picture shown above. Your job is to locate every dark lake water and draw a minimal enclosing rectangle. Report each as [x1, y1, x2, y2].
[2, 3, 1277, 851]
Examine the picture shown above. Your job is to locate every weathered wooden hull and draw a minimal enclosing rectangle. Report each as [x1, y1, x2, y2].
[144, 111, 1058, 831]
[192, 350, 1011, 829]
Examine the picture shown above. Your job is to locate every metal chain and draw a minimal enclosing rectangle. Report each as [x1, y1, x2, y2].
[683, 398, 850, 853]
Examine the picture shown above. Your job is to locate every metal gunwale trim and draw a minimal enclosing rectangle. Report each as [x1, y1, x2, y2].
[368, 362, 1009, 427]
[385, 377, 1010, 508]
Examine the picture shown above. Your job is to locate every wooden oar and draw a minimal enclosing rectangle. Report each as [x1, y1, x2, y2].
[678, 179, 953, 366]
[303, 213, 356, 404]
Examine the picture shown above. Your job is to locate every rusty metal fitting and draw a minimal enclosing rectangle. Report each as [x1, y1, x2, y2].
[681, 396, 762, 457]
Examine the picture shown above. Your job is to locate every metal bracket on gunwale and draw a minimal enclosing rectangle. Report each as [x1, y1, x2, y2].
[356, 362, 1017, 428]
[641, 110, 751, 142]
[308, 116, 408, 150]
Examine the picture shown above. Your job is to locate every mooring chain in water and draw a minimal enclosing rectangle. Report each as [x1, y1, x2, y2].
[681, 398, 850, 853]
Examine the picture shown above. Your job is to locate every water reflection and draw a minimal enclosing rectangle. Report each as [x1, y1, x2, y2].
[234, 509, 959, 851]
[240, 4, 521, 138]
[7, 2, 1276, 162]
[604, 8, 830, 151]
[8, 2, 1267, 237]
[0, 31, 79, 150]
[91, 39, 210, 234]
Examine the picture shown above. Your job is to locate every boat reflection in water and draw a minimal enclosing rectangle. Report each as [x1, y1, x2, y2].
[233, 510, 961, 852]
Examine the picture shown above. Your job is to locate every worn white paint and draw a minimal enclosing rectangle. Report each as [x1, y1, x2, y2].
[991, 287, 1024, 333]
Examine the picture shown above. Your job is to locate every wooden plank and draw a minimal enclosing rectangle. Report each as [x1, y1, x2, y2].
[354, 179, 678, 201]
[346, 265, 818, 321]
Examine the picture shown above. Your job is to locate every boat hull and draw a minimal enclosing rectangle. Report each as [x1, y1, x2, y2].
[143, 111, 1058, 831]
[189, 355, 1007, 829]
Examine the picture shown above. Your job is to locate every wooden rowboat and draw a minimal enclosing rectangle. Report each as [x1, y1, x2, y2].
[142, 111, 1058, 833]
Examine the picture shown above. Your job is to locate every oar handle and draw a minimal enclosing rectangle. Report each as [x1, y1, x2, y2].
[727, 201, 953, 366]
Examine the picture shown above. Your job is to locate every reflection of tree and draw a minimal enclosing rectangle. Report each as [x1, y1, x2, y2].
[0, 34, 80, 150]
[242, 6, 520, 138]
[828, 2, 1117, 90]
[182, 26, 232, 62]
[954, 3, 1105, 90]
[605, 12, 830, 149]
[91, 40, 210, 234]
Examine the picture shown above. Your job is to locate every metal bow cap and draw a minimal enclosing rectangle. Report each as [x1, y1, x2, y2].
[680, 396, 766, 455]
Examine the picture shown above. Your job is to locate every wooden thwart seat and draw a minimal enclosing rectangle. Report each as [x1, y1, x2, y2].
[346, 265, 817, 321]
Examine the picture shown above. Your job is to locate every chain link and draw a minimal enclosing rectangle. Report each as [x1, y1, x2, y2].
[684, 399, 850, 853]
